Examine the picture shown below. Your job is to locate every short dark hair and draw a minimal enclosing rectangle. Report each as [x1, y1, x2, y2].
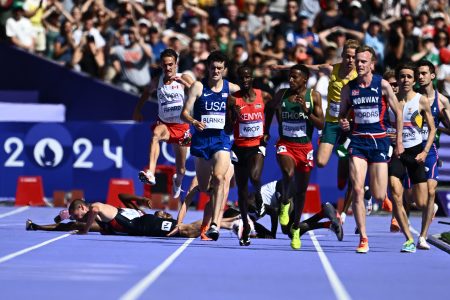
[416, 59, 435, 75]
[290, 64, 309, 78]
[395, 62, 416, 80]
[383, 69, 396, 80]
[206, 50, 228, 68]
[68, 199, 86, 214]
[160, 48, 178, 61]
[237, 64, 252, 75]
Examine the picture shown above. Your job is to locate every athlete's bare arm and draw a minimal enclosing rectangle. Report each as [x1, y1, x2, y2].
[439, 94, 450, 126]
[133, 77, 159, 121]
[417, 95, 436, 163]
[262, 91, 273, 104]
[229, 82, 241, 94]
[264, 89, 284, 142]
[80, 203, 117, 234]
[307, 90, 324, 129]
[176, 73, 195, 89]
[118, 193, 152, 212]
[338, 85, 351, 131]
[181, 81, 205, 131]
[382, 79, 404, 156]
[225, 94, 237, 134]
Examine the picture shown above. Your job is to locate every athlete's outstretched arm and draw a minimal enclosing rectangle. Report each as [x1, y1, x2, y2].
[79, 204, 101, 234]
[416, 96, 436, 163]
[118, 193, 151, 212]
[382, 79, 404, 156]
[264, 89, 283, 142]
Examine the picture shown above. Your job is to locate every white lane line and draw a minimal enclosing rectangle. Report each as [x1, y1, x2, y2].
[0, 207, 29, 219]
[120, 238, 194, 300]
[0, 232, 74, 264]
[309, 232, 352, 300]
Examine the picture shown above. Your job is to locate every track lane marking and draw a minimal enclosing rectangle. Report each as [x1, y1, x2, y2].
[0, 207, 29, 219]
[309, 231, 352, 300]
[120, 238, 194, 300]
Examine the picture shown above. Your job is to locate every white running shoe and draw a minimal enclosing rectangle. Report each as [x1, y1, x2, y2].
[417, 236, 431, 250]
[172, 174, 182, 199]
[364, 186, 372, 216]
[340, 212, 347, 225]
[433, 203, 438, 219]
[139, 170, 156, 185]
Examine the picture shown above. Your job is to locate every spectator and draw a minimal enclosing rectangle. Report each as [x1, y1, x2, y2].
[23, 0, 47, 54]
[53, 19, 77, 66]
[313, 0, 340, 33]
[110, 27, 152, 94]
[363, 17, 386, 71]
[215, 17, 232, 54]
[438, 48, 450, 97]
[5, 1, 36, 52]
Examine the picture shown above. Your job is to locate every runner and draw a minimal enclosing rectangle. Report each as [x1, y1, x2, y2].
[265, 64, 324, 250]
[134, 49, 194, 199]
[180, 50, 240, 240]
[227, 65, 272, 246]
[339, 45, 404, 253]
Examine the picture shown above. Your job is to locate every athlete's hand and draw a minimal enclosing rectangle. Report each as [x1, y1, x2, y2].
[395, 142, 404, 157]
[172, 75, 187, 86]
[192, 120, 206, 131]
[415, 151, 427, 163]
[339, 118, 350, 131]
[167, 225, 180, 237]
[296, 95, 310, 114]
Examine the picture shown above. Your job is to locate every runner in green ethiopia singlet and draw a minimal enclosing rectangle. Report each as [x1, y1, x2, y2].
[279, 88, 314, 144]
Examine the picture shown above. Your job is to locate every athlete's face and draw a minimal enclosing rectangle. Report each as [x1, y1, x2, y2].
[208, 61, 226, 81]
[398, 68, 415, 93]
[355, 51, 374, 76]
[70, 204, 88, 221]
[387, 77, 399, 95]
[342, 48, 356, 70]
[417, 66, 435, 87]
[288, 69, 307, 90]
[238, 68, 253, 90]
[161, 56, 178, 78]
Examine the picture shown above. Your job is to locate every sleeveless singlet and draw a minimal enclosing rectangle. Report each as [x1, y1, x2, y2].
[233, 89, 265, 147]
[157, 73, 185, 124]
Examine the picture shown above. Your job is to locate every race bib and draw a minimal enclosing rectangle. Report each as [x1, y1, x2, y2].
[328, 102, 340, 117]
[282, 121, 307, 137]
[201, 114, 226, 129]
[239, 121, 263, 137]
[402, 126, 417, 143]
[420, 125, 429, 141]
[161, 221, 172, 232]
[354, 107, 379, 124]
[120, 208, 142, 221]
[161, 102, 183, 120]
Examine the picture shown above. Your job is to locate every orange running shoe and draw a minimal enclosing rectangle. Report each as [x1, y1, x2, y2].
[390, 218, 400, 232]
[200, 225, 212, 241]
[356, 237, 369, 253]
[382, 196, 393, 212]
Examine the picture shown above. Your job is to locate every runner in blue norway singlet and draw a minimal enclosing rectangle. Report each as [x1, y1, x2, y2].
[348, 74, 390, 163]
[191, 79, 232, 160]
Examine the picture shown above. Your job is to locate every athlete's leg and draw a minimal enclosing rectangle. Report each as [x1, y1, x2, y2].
[249, 153, 265, 216]
[416, 180, 435, 238]
[172, 144, 188, 197]
[208, 151, 231, 239]
[316, 142, 334, 168]
[26, 220, 100, 232]
[277, 155, 296, 225]
[349, 157, 368, 239]
[292, 170, 310, 229]
[389, 176, 414, 241]
[147, 124, 170, 174]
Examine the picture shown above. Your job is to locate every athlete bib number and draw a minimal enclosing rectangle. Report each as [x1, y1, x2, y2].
[201, 114, 225, 129]
[160, 102, 183, 120]
[239, 121, 263, 137]
[161, 221, 172, 232]
[282, 121, 307, 138]
[120, 209, 142, 221]
[328, 102, 340, 117]
[354, 107, 379, 124]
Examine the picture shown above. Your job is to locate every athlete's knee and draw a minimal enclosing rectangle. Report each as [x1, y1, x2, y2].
[151, 133, 164, 143]
[177, 167, 186, 176]
[316, 157, 327, 168]
[211, 173, 226, 186]
[352, 185, 365, 198]
[282, 169, 295, 181]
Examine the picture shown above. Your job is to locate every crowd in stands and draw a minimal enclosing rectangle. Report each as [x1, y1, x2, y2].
[1, 0, 450, 97]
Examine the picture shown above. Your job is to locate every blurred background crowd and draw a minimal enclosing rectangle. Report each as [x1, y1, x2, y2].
[1, 0, 450, 100]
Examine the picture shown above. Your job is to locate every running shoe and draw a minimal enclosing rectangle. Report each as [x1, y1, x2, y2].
[382, 196, 393, 212]
[323, 202, 343, 241]
[200, 225, 212, 241]
[172, 174, 182, 199]
[25, 219, 34, 231]
[139, 170, 156, 185]
[356, 237, 369, 253]
[290, 227, 301, 250]
[401, 239, 416, 253]
[206, 224, 220, 241]
[279, 202, 291, 226]
[364, 186, 373, 216]
[256, 202, 266, 218]
[239, 223, 251, 246]
[417, 236, 431, 250]
[390, 218, 400, 233]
